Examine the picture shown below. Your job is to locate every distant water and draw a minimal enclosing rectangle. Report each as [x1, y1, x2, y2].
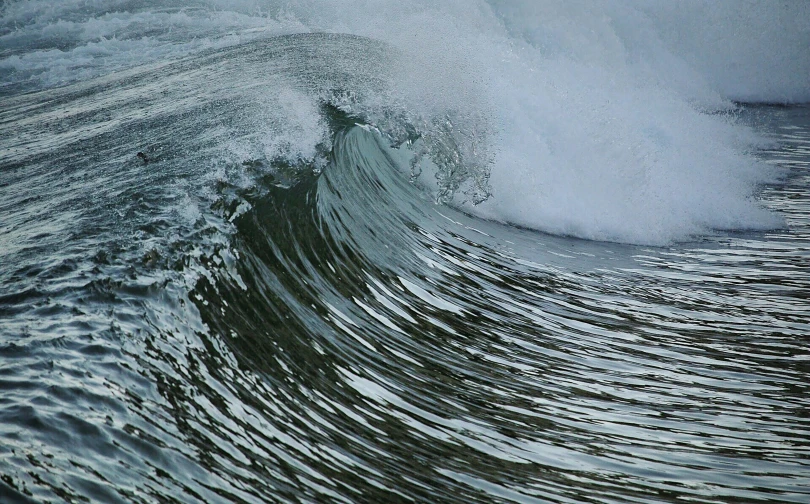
[1, 2, 809, 503]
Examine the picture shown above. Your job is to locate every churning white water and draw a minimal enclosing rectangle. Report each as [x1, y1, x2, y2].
[3, 1, 808, 243]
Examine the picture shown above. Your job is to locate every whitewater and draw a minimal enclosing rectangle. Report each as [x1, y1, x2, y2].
[1, 1, 809, 503]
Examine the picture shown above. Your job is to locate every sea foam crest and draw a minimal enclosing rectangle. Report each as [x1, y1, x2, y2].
[3, 0, 807, 244]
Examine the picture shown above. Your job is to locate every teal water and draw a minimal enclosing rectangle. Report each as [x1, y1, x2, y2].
[1, 6, 809, 503]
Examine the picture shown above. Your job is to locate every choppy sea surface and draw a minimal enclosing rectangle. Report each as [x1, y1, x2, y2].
[1, 2, 809, 503]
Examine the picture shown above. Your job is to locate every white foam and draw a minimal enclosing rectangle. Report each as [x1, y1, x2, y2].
[462, 1, 796, 243]
[223, 86, 328, 167]
[3, 0, 806, 244]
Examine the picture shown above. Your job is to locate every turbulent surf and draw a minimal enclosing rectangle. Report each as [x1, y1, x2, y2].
[1, 1, 809, 503]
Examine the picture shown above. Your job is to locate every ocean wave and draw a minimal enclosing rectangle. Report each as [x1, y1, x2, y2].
[6, 1, 804, 244]
[1, 9, 810, 501]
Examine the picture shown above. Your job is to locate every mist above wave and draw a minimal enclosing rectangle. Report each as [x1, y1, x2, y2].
[3, 0, 806, 244]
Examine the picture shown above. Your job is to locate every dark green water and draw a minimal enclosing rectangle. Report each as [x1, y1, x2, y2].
[1, 35, 809, 503]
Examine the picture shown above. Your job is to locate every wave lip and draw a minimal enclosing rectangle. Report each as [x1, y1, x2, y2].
[3, 1, 807, 247]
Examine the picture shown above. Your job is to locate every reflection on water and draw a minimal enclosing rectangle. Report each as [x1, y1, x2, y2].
[1, 80, 808, 504]
[190, 116, 810, 502]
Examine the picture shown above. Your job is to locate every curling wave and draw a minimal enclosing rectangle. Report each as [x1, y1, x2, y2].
[1, 5, 810, 503]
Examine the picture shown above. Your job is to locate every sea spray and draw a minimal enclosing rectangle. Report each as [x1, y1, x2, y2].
[2, 0, 807, 244]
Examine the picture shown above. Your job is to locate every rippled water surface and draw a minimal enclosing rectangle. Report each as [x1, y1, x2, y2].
[1, 33, 809, 504]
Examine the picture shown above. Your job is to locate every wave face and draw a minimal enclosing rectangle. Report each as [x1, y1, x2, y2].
[1, 2, 810, 503]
